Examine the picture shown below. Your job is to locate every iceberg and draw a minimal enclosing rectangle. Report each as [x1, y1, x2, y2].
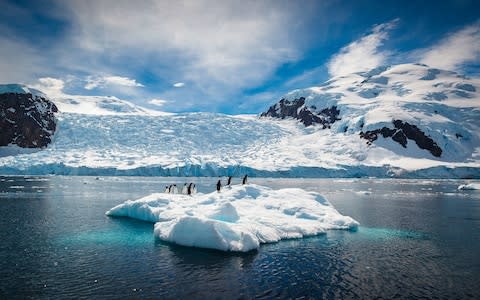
[106, 184, 358, 252]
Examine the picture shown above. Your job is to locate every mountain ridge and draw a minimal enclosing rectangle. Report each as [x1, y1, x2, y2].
[0, 64, 479, 178]
[261, 63, 479, 162]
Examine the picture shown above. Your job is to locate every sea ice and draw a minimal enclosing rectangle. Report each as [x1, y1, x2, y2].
[106, 184, 359, 252]
[458, 183, 480, 190]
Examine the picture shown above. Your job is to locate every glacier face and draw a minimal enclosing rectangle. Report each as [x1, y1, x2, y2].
[0, 64, 479, 178]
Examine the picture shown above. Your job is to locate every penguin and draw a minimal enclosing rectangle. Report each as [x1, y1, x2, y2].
[216, 179, 222, 192]
[182, 183, 187, 194]
[227, 176, 232, 186]
[164, 186, 169, 193]
[193, 184, 197, 194]
[168, 184, 172, 193]
[242, 174, 248, 185]
[172, 184, 178, 194]
[187, 183, 193, 195]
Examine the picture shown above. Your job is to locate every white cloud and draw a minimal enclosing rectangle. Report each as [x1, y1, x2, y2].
[104, 76, 144, 87]
[84, 77, 100, 90]
[420, 23, 480, 71]
[59, 1, 301, 92]
[84, 75, 144, 90]
[149, 98, 168, 107]
[0, 1, 324, 113]
[327, 19, 398, 77]
[30, 77, 65, 98]
[173, 82, 185, 88]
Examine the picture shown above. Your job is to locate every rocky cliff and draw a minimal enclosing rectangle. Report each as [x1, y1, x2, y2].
[0, 85, 58, 148]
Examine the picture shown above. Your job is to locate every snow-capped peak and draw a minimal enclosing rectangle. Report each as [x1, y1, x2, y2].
[52, 95, 171, 116]
[0, 83, 169, 116]
[262, 63, 480, 162]
[0, 83, 47, 99]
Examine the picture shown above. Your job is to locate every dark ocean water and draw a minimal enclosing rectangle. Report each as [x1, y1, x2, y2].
[0, 176, 479, 299]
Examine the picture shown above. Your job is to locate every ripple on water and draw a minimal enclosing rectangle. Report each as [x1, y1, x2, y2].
[1, 177, 480, 299]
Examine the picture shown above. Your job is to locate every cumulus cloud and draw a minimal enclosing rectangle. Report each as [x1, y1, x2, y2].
[84, 75, 144, 90]
[149, 98, 168, 107]
[420, 23, 480, 71]
[0, 1, 323, 112]
[30, 77, 66, 98]
[173, 82, 185, 88]
[327, 19, 398, 77]
[59, 1, 300, 92]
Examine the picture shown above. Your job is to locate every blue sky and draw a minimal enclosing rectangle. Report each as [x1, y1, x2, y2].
[0, 0, 479, 114]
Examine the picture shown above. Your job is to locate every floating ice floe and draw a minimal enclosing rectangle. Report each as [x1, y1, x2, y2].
[458, 183, 480, 190]
[106, 184, 358, 252]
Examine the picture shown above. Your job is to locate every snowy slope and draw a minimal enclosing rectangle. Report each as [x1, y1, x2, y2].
[261, 63, 480, 176]
[53, 95, 170, 116]
[0, 83, 46, 98]
[0, 64, 479, 178]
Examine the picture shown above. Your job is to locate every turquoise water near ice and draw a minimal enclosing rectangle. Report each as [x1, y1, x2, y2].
[0, 176, 479, 299]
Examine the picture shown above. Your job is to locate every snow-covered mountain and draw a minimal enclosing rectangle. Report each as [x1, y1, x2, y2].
[53, 94, 170, 116]
[261, 63, 479, 161]
[0, 64, 479, 178]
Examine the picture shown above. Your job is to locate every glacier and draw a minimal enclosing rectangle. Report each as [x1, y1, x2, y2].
[106, 184, 359, 252]
[0, 63, 479, 178]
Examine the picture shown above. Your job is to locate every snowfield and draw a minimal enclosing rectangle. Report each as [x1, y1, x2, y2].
[106, 184, 359, 252]
[0, 63, 479, 178]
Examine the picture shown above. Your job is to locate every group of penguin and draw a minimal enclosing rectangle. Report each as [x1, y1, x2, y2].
[163, 175, 248, 196]
[164, 182, 197, 195]
[216, 175, 248, 192]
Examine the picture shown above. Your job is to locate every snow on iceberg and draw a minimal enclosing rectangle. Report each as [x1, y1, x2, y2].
[458, 182, 480, 190]
[106, 184, 359, 252]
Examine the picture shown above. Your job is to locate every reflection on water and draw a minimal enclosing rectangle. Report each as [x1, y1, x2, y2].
[57, 218, 154, 247]
[355, 226, 427, 240]
[0, 176, 479, 299]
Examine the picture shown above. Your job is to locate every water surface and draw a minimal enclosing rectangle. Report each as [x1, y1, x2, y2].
[0, 176, 479, 299]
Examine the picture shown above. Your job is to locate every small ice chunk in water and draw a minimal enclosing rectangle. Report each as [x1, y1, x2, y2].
[458, 183, 480, 190]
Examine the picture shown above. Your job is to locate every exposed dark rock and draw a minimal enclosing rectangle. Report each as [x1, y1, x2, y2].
[455, 83, 475, 92]
[260, 97, 340, 127]
[358, 88, 380, 98]
[453, 90, 472, 98]
[261, 97, 304, 120]
[360, 120, 442, 157]
[424, 92, 448, 101]
[420, 68, 440, 80]
[392, 130, 407, 146]
[0, 92, 58, 148]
